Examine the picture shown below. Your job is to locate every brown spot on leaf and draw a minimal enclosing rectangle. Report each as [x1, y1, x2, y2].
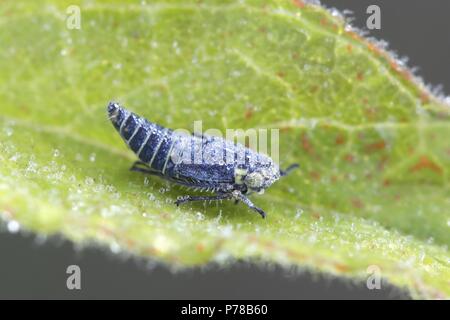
[301, 133, 314, 155]
[344, 153, 354, 163]
[335, 134, 346, 145]
[276, 71, 286, 78]
[292, 0, 306, 9]
[356, 71, 364, 81]
[320, 18, 329, 26]
[420, 92, 430, 104]
[351, 198, 364, 209]
[310, 171, 321, 181]
[244, 107, 253, 120]
[410, 155, 443, 175]
[334, 263, 350, 273]
[365, 140, 386, 153]
[310, 85, 319, 94]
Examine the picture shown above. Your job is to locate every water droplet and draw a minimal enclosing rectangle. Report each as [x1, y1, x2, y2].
[53, 149, 60, 157]
[60, 48, 68, 56]
[153, 234, 173, 253]
[109, 242, 121, 254]
[295, 208, 303, 219]
[26, 160, 38, 173]
[89, 153, 96, 162]
[220, 225, 233, 237]
[7, 220, 20, 233]
[172, 41, 181, 55]
[85, 177, 94, 185]
[196, 212, 205, 221]
[9, 153, 20, 162]
[4, 127, 13, 137]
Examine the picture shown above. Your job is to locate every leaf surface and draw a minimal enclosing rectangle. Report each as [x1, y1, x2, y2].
[1, 0, 449, 298]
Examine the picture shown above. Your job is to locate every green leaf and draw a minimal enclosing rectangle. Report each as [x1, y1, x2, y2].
[1, 0, 449, 299]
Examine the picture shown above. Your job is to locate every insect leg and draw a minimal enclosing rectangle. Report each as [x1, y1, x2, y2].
[130, 161, 161, 176]
[280, 163, 300, 177]
[233, 192, 266, 219]
[175, 193, 232, 206]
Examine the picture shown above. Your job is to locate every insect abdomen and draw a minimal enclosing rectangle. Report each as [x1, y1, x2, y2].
[112, 105, 173, 173]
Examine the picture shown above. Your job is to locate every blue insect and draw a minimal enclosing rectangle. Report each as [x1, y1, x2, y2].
[107, 102, 298, 218]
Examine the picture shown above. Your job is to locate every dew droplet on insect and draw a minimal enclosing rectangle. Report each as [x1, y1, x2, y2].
[60, 48, 68, 56]
[89, 153, 96, 162]
[147, 193, 156, 201]
[53, 149, 60, 157]
[7, 220, 20, 233]
[144, 177, 149, 186]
